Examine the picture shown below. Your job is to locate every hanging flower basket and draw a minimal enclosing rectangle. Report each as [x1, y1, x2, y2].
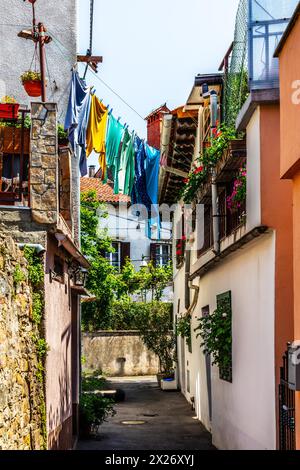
[20, 71, 42, 98]
[23, 80, 42, 97]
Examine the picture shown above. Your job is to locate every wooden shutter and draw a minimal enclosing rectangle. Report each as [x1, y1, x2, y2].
[121, 242, 131, 267]
[150, 243, 158, 265]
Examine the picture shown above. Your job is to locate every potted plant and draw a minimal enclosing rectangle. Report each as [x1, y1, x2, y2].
[20, 71, 42, 97]
[0, 96, 20, 120]
[57, 123, 69, 147]
[79, 393, 115, 438]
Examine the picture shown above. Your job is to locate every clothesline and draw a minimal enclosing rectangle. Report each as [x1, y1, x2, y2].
[64, 70, 161, 238]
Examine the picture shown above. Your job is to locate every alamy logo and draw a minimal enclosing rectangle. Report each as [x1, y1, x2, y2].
[291, 80, 300, 105]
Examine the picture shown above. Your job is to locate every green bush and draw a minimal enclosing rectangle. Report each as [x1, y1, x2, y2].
[79, 393, 115, 431]
[82, 371, 107, 392]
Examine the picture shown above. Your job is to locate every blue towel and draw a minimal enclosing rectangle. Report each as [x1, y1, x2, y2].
[64, 71, 91, 176]
[145, 143, 161, 239]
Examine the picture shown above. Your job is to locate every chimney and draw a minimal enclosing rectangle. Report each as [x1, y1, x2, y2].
[89, 165, 96, 178]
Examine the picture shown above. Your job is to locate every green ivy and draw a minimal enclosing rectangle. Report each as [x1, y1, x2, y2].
[24, 247, 44, 287]
[23, 245, 48, 448]
[35, 337, 49, 359]
[13, 264, 25, 285]
[195, 295, 232, 371]
[32, 292, 43, 325]
[176, 315, 192, 348]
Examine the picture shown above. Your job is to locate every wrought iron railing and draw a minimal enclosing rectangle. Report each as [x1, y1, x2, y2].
[279, 348, 296, 451]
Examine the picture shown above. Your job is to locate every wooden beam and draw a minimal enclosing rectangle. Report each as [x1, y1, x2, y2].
[77, 55, 103, 64]
[163, 166, 188, 179]
[18, 29, 52, 44]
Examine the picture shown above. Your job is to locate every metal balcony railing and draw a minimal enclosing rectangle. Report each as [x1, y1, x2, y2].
[248, 0, 299, 90]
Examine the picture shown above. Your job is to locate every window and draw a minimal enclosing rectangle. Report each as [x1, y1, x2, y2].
[217, 291, 232, 383]
[151, 243, 172, 267]
[105, 242, 131, 271]
[105, 242, 121, 270]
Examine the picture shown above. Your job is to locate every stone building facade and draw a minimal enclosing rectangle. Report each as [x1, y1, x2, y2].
[0, 101, 88, 449]
[0, 236, 45, 450]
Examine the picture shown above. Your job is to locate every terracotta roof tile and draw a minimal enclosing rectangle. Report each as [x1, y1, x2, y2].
[80, 177, 131, 204]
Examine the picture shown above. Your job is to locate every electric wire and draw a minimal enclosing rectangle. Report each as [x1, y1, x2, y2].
[49, 35, 198, 175]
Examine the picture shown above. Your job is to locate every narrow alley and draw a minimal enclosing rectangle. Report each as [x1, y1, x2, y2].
[77, 377, 214, 451]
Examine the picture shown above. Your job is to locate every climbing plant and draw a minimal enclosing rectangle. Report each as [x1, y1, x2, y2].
[180, 124, 242, 204]
[24, 246, 48, 448]
[176, 315, 192, 349]
[195, 292, 232, 381]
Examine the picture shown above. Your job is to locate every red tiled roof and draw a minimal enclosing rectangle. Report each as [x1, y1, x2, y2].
[80, 177, 131, 204]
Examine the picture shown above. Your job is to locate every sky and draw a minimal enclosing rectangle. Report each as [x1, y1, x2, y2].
[78, 0, 240, 167]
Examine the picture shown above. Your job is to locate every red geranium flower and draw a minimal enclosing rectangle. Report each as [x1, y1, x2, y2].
[194, 166, 204, 175]
[183, 178, 189, 184]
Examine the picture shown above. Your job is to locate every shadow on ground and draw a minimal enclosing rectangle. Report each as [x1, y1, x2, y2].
[77, 376, 215, 451]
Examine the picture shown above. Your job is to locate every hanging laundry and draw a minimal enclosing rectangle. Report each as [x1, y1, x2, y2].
[77, 93, 91, 176]
[64, 71, 91, 176]
[145, 144, 161, 238]
[105, 114, 124, 183]
[86, 95, 108, 179]
[131, 137, 152, 215]
[117, 129, 135, 196]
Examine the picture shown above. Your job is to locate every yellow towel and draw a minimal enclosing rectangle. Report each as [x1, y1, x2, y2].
[86, 95, 108, 179]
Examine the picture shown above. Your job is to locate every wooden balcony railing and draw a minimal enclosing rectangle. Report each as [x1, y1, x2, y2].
[0, 110, 30, 207]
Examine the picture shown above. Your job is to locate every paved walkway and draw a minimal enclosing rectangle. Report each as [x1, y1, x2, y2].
[77, 376, 215, 451]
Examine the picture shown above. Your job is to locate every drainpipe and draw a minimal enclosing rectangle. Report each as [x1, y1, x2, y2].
[211, 169, 220, 255]
[17, 243, 46, 255]
[210, 90, 220, 255]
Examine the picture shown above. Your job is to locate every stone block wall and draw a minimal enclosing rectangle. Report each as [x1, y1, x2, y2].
[30, 103, 58, 225]
[82, 331, 159, 377]
[0, 236, 45, 450]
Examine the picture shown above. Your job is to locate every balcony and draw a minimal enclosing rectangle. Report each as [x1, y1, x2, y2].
[0, 110, 30, 207]
[197, 139, 247, 258]
[248, 0, 299, 90]
[197, 138, 246, 204]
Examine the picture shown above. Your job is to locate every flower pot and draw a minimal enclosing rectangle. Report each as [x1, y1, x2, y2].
[156, 373, 164, 387]
[23, 80, 42, 97]
[0, 103, 20, 120]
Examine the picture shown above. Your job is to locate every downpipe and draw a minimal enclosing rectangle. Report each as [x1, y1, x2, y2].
[211, 168, 220, 255]
[210, 90, 220, 256]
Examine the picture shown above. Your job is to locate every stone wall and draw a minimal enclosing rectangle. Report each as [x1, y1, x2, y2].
[0, 236, 45, 450]
[30, 103, 58, 225]
[82, 331, 160, 377]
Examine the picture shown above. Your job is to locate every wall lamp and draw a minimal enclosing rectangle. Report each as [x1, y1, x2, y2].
[68, 265, 88, 287]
